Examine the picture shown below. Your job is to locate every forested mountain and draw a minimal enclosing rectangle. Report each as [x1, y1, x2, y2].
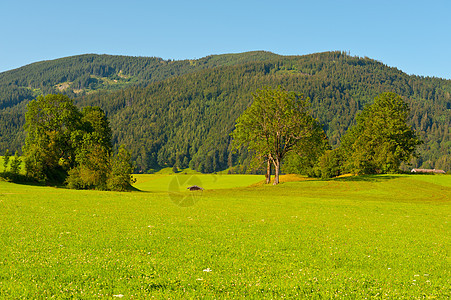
[0, 51, 279, 109]
[0, 51, 280, 153]
[0, 51, 450, 172]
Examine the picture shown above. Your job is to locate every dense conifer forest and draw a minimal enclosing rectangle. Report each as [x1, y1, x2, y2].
[0, 51, 449, 172]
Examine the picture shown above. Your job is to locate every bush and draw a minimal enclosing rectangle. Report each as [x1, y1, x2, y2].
[318, 149, 343, 179]
[9, 152, 22, 175]
[107, 146, 136, 191]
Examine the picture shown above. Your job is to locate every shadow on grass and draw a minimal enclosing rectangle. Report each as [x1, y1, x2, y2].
[1, 174, 147, 193]
[0, 173, 42, 185]
[128, 185, 147, 192]
[275, 174, 399, 184]
[331, 175, 399, 182]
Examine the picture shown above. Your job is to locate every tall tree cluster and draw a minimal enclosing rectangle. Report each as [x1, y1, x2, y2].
[231, 87, 327, 184]
[321, 92, 422, 176]
[23, 94, 134, 190]
[232, 90, 423, 181]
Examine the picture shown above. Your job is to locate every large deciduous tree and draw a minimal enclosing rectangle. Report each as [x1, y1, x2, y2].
[23, 94, 134, 190]
[107, 145, 136, 191]
[23, 94, 81, 182]
[66, 106, 113, 190]
[231, 86, 326, 184]
[341, 92, 422, 174]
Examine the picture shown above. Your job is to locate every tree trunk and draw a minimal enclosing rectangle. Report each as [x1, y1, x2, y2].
[273, 158, 280, 185]
[265, 158, 271, 184]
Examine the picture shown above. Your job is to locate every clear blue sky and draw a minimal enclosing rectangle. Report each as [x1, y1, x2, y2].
[1, 0, 450, 79]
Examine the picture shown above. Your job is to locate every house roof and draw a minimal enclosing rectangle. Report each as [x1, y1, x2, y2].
[411, 168, 446, 174]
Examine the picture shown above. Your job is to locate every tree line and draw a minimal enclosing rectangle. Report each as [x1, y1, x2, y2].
[232, 88, 422, 183]
[0, 52, 449, 173]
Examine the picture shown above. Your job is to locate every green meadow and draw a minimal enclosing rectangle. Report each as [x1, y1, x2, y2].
[0, 174, 449, 298]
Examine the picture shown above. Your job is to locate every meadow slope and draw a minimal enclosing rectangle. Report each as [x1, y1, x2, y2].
[0, 174, 449, 298]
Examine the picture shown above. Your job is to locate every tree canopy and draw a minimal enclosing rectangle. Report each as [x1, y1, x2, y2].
[231, 86, 327, 184]
[23, 94, 82, 182]
[23, 94, 134, 190]
[340, 92, 422, 174]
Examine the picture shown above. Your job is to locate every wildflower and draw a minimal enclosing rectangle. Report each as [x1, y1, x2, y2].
[203, 268, 212, 272]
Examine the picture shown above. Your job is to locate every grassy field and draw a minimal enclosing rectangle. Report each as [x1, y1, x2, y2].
[133, 173, 265, 191]
[0, 174, 449, 298]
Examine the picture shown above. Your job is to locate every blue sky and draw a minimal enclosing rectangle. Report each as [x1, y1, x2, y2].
[1, 0, 450, 79]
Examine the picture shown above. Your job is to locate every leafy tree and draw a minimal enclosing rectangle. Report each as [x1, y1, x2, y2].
[9, 151, 22, 175]
[2, 149, 10, 172]
[23, 94, 81, 182]
[283, 122, 330, 177]
[318, 149, 343, 179]
[231, 86, 325, 184]
[23, 94, 133, 191]
[66, 107, 113, 189]
[80, 106, 113, 152]
[341, 92, 422, 174]
[66, 134, 111, 190]
[107, 145, 136, 191]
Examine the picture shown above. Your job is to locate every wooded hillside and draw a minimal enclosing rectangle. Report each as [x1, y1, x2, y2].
[0, 51, 449, 172]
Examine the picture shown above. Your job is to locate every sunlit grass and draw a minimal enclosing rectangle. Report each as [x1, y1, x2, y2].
[0, 175, 449, 298]
[408, 174, 451, 187]
[133, 173, 264, 191]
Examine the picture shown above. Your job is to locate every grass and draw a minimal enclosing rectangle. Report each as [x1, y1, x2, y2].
[133, 173, 265, 192]
[0, 174, 449, 298]
[408, 174, 451, 188]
